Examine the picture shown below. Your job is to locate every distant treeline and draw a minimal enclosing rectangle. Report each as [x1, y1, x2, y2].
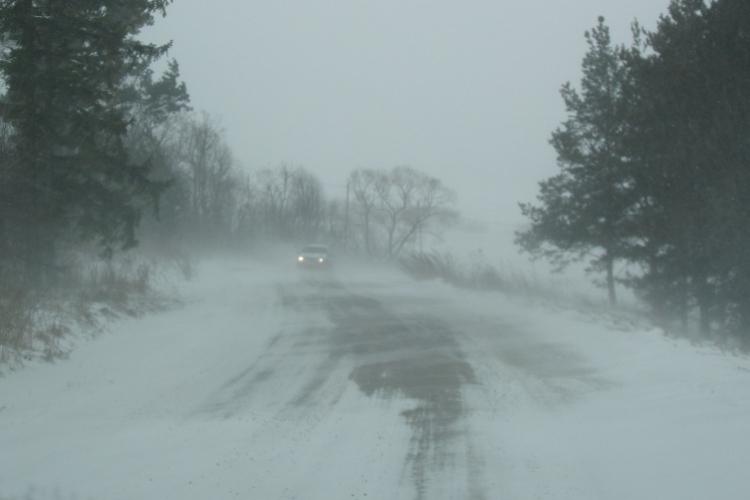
[517, 0, 750, 341]
[0, 1, 458, 290]
[0, 1, 460, 363]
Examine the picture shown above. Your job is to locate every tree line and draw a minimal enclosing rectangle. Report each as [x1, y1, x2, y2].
[117, 105, 458, 259]
[0, 0, 458, 293]
[517, 0, 750, 340]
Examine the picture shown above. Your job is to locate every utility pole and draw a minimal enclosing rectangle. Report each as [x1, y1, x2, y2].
[343, 181, 350, 251]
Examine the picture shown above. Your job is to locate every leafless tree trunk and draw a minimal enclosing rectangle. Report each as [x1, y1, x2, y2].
[376, 166, 457, 258]
[290, 167, 325, 241]
[178, 112, 238, 243]
[348, 168, 381, 255]
[252, 164, 325, 242]
[347, 166, 458, 259]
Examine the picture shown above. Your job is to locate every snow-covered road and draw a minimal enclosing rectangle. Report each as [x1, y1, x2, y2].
[2, 257, 750, 499]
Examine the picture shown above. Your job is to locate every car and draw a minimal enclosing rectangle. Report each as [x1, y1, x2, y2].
[296, 244, 331, 268]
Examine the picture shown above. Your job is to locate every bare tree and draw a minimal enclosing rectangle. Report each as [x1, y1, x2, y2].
[348, 168, 382, 254]
[178, 112, 238, 242]
[254, 164, 293, 238]
[252, 164, 325, 242]
[290, 167, 325, 241]
[376, 166, 458, 257]
[234, 173, 258, 245]
[323, 198, 345, 248]
[347, 166, 458, 258]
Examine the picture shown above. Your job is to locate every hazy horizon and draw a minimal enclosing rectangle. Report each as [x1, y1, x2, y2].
[144, 0, 672, 225]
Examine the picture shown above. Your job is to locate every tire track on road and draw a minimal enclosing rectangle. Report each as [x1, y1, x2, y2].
[320, 281, 484, 500]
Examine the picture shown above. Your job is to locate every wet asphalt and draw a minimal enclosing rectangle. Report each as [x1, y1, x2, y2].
[199, 268, 601, 499]
[277, 274, 479, 498]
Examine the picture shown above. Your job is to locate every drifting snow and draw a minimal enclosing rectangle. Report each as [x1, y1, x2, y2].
[0, 256, 749, 499]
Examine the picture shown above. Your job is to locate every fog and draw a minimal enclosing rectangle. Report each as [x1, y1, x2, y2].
[145, 0, 671, 224]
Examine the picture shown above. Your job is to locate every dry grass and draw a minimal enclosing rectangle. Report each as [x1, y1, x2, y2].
[0, 251, 190, 370]
[398, 250, 644, 320]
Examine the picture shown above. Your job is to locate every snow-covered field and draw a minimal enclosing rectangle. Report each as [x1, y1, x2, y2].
[1, 253, 749, 500]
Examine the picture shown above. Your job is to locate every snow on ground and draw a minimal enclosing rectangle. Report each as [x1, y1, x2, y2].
[392, 280, 750, 499]
[1, 253, 749, 499]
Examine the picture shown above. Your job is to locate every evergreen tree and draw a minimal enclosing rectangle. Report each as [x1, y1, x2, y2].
[0, 0, 173, 281]
[625, 0, 750, 335]
[517, 17, 634, 305]
[624, 0, 714, 330]
[122, 58, 192, 246]
[704, 0, 750, 337]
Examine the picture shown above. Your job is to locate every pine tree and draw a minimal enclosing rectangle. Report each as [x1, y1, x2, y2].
[0, 0, 173, 282]
[705, 0, 750, 337]
[516, 17, 634, 305]
[625, 0, 750, 336]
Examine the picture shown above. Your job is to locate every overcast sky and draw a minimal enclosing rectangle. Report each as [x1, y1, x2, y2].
[145, 0, 672, 226]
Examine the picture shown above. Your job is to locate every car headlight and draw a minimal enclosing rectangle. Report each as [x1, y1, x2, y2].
[298, 256, 304, 262]
[318, 257, 325, 263]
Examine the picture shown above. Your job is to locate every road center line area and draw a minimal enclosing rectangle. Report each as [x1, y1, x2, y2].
[2, 258, 750, 500]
